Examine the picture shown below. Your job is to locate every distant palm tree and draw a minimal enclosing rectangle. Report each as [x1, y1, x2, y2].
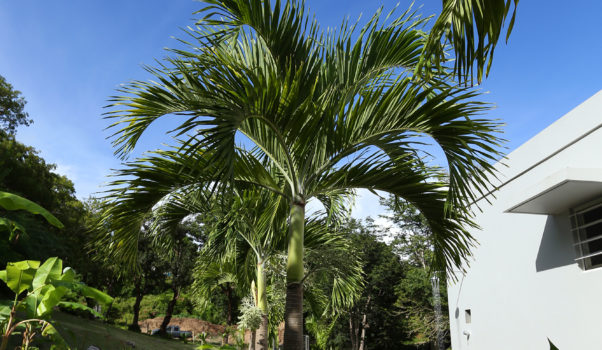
[105, 1, 510, 347]
[178, 187, 362, 349]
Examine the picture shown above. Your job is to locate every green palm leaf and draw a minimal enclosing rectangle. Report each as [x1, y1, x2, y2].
[425, 0, 519, 84]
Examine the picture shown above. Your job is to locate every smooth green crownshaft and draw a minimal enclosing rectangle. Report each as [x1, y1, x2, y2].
[286, 203, 305, 283]
[256, 261, 267, 313]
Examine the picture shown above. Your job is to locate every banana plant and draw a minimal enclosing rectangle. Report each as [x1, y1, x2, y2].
[0, 257, 113, 350]
[0, 191, 63, 242]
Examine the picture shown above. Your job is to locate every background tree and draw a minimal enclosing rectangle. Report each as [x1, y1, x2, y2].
[78, 197, 137, 313]
[128, 232, 169, 332]
[343, 219, 405, 350]
[0, 75, 32, 135]
[380, 195, 451, 347]
[154, 226, 197, 336]
[0, 132, 84, 269]
[193, 257, 241, 344]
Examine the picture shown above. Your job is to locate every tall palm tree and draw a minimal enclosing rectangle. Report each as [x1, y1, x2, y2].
[106, 1, 505, 347]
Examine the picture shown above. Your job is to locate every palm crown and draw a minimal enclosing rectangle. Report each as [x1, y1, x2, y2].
[105, 0, 506, 347]
[108, 0, 501, 271]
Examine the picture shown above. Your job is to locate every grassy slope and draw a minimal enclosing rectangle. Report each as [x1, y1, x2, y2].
[53, 312, 198, 350]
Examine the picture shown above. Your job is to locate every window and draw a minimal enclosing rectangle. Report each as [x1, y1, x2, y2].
[570, 200, 602, 270]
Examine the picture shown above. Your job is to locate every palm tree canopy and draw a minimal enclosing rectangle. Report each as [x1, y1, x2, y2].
[97, 146, 353, 264]
[98, 145, 363, 307]
[105, 0, 504, 274]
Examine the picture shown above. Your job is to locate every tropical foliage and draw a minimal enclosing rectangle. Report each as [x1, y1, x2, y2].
[0, 0, 521, 348]
[0, 257, 113, 350]
[0, 133, 85, 268]
[0, 191, 63, 241]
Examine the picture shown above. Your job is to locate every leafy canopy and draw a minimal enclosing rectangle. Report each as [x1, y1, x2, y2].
[105, 0, 505, 275]
[0, 75, 32, 135]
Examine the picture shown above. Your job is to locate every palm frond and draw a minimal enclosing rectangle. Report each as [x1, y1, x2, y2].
[425, 0, 519, 84]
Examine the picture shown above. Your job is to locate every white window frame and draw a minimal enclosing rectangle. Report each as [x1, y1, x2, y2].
[570, 199, 602, 270]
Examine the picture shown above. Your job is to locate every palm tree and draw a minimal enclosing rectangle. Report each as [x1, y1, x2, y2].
[98, 145, 362, 348]
[101, 151, 362, 349]
[105, 1, 506, 347]
[148, 185, 281, 347]
[172, 188, 362, 349]
[198, 189, 288, 349]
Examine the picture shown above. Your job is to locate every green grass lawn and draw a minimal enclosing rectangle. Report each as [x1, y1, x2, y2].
[53, 312, 199, 350]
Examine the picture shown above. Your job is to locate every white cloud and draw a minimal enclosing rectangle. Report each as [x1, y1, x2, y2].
[54, 163, 76, 181]
[52, 158, 118, 200]
[350, 188, 387, 220]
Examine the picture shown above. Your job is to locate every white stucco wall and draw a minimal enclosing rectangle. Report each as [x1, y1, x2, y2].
[448, 90, 602, 350]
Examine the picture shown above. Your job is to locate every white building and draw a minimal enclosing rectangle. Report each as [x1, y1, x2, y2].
[448, 91, 602, 350]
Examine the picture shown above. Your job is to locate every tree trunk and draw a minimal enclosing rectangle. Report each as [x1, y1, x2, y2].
[222, 283, 234, 345]
[256, 261, 269, 350]
[226, 284, 233, 326]
[358, 296, 371, 350]
[222, 334, 228, 347]
[256, 315, 269, 350]
[349, 315, 358, 350]
[358, 313, 368, 350]
[283, 202, 305, 350]
[129, 277, 144, 332]
[160, 286, 179, 336]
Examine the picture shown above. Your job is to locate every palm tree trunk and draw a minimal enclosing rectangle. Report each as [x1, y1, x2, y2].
[283, 202, 305, 350]
[256, 315, 269, 350]
[249, 330, 256, 350]
[256, 261, 268, 350]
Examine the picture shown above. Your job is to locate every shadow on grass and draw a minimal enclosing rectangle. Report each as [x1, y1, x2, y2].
[52, 312, 198, 350]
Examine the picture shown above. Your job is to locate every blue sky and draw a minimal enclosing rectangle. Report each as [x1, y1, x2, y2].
[1, 1, 602, 219]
